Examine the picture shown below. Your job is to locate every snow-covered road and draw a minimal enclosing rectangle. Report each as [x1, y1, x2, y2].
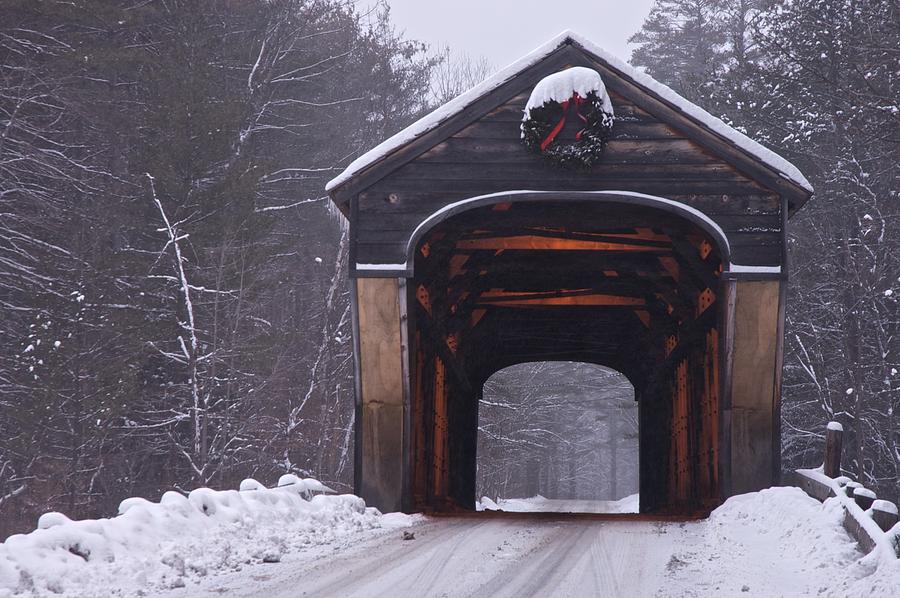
[157, 515, 690, 598]
[6, 485, 896, 597]
[152, 488, 899, 598]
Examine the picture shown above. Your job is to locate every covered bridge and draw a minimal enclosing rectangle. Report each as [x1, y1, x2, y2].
[326, 31, 812, 515]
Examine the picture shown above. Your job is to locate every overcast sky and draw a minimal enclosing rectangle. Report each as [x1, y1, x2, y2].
[376, 0, 655, 68]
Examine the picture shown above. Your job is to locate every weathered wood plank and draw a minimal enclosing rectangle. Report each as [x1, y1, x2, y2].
[360, 177, 767, 198]
[417, 137, 719, 165]
[792, 469, 835, 502]
[727, 231, 783, 247]
[390, 161, 751, 181]
[355, 216, 778, 245]
[729, 280, 781, 494]
[357, 191, 781, 217]
[452, 119, 684, 140]
[356, 277, 405, 513]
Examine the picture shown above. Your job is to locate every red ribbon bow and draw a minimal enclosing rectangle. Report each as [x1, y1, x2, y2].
[540, 92, 589, 151]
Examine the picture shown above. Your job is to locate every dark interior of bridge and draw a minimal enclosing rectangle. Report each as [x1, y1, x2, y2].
[407, 199, 724, 514]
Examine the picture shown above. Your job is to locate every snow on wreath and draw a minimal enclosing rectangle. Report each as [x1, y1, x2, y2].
[521, 66, 614, 169]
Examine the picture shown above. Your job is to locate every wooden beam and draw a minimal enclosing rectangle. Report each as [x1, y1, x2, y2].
[666, 233, 720, 291]
[447, 251, 677, 283]
[460, 227, 673, 248]
[456, 234, 670, 252]
[476, 289, 647, 307]
[414, 300, 473, 394]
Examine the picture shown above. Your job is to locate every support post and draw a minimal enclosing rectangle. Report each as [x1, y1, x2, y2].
[871, 501, 899, 532]
[355, 277, 407, 513]
[727, 279, 782, 494]
[852, 487, 876, 511]
[823, 421, 843, 478]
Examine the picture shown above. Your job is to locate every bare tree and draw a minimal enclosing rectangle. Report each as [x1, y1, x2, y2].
[430, 45, 494, 106]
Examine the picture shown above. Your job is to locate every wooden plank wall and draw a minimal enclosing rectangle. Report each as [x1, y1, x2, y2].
[355, 90, 783, 269]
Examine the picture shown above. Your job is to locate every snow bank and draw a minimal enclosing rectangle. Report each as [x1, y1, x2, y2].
[661, 487, 900, 598]
[798, 468, 900, 566]
[0, 478, 401, 597]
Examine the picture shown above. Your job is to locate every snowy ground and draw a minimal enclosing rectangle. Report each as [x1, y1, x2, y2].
[0, 476, 415, 598]
[477, 494, 639, 514]
[149, 487, 898, 598]
[3, 486, 898, 597]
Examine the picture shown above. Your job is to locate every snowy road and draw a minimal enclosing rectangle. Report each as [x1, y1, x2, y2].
[7, 485, 896, 597]
[152, 487, 899, 598]
[160, 515, 690, 598]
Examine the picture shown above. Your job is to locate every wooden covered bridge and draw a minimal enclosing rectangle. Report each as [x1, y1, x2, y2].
[326, 31, 812, 515]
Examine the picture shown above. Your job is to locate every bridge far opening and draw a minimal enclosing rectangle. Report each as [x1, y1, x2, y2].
[476, 361, 639, 514]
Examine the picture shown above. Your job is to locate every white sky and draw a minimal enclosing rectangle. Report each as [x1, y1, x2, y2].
[375, 0, 655, 68]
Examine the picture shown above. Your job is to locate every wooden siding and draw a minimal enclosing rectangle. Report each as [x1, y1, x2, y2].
[354, 89, 783, 270]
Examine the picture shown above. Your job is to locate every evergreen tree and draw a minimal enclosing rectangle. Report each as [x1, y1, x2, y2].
[629, 0, 728, 102]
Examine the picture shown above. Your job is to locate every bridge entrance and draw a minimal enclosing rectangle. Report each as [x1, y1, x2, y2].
[406, 195, 724, 513]
[327, 32, 811, 515]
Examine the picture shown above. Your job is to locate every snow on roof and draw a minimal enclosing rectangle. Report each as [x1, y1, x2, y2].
[326, 30, 813, 195]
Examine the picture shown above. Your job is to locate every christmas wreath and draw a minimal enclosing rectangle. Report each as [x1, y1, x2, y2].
[520, 67, 615, 170]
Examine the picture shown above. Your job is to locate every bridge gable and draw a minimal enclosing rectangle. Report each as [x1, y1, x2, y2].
[329, 33, 811, 276]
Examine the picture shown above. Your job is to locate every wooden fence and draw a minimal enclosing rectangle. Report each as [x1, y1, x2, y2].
[792, 421, 899, 559]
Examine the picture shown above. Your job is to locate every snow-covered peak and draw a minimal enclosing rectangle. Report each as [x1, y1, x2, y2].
[523, 66, 613, 118]
[326, 29, 813, 197]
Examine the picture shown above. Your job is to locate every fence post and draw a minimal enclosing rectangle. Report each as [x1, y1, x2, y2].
[871, 500, 899, 532]
[853, 487, 876, 510]
[824, 421, 843, 478]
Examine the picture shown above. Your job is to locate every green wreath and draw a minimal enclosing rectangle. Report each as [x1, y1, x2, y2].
[521, 91, 614, 170]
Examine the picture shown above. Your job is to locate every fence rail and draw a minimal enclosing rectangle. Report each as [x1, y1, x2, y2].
[791, 421, 899, 559]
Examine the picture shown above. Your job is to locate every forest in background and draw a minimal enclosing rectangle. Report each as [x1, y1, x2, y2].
[1, 0, 896, 537]
[477, 363, 638, 502]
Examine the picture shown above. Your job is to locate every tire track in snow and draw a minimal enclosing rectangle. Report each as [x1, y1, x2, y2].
[468, 522, 591, 597]
[157, 516, 696, 598]
[259, 517, 552, 598]
[467, 520, 689, 598]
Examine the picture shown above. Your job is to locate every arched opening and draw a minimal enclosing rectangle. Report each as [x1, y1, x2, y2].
[476, 361, 638, 514]
[407, 193, 726, 514]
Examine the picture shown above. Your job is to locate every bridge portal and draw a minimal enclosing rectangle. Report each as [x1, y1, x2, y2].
[327, 31, 812, 514]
